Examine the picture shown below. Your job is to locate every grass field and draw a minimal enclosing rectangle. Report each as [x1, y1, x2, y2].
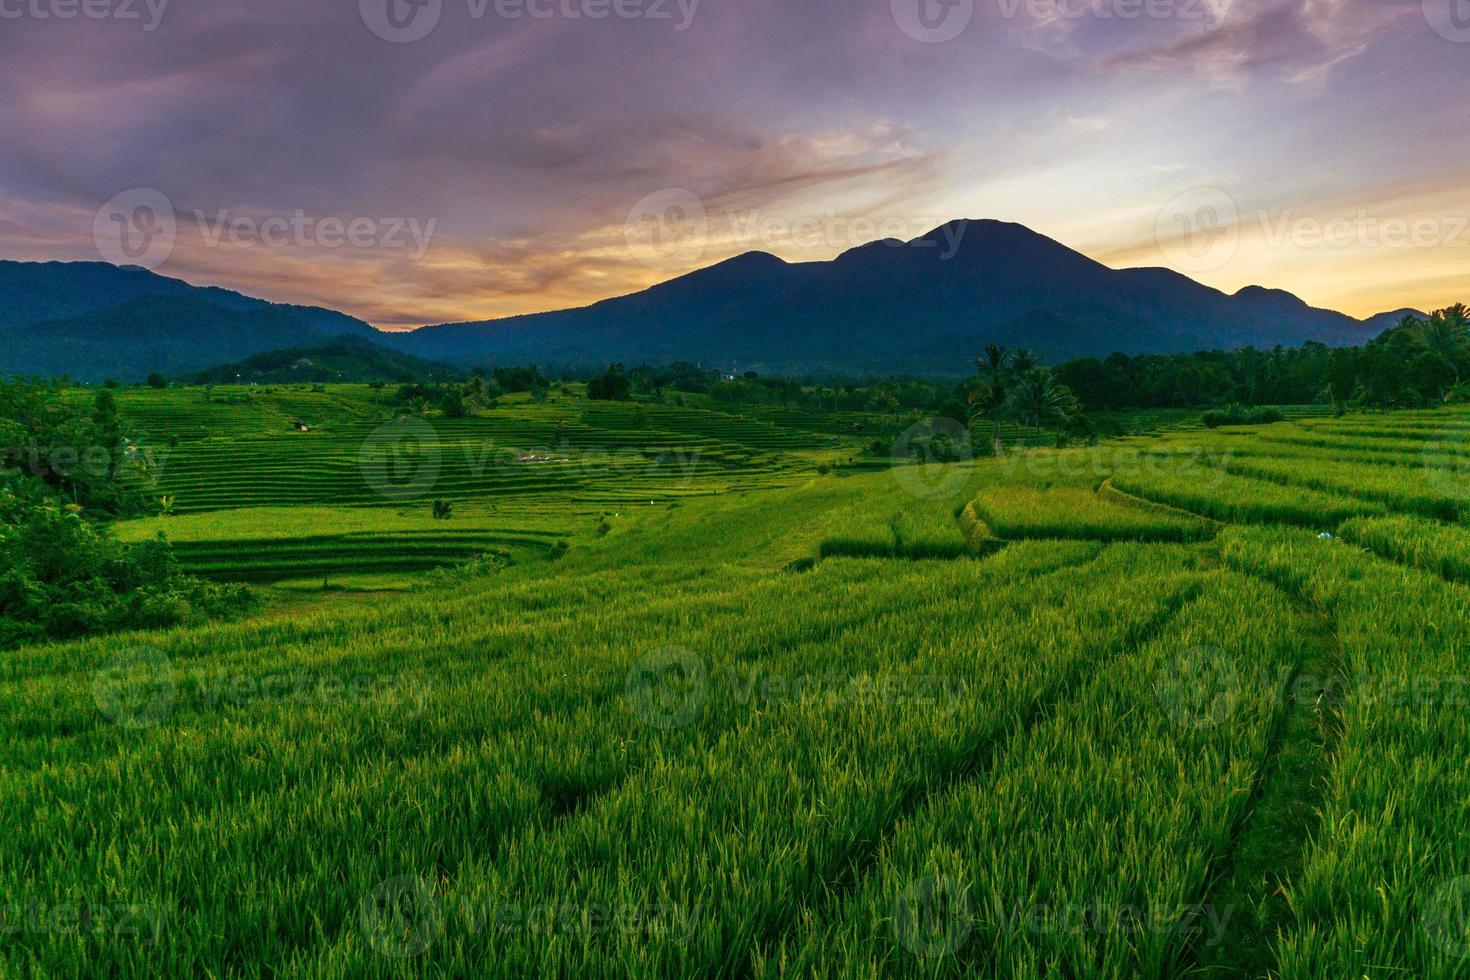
[5, 387, 1470, 977]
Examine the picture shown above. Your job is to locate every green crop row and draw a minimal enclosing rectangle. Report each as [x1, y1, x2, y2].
[1222, 529, 1470, 978]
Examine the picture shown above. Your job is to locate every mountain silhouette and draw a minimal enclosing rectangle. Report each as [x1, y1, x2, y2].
[395, 220, 1377, 373]
[0, 222, 1399, 379]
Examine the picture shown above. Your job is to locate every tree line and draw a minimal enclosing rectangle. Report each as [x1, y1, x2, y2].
[1055, 305, 1470, 412]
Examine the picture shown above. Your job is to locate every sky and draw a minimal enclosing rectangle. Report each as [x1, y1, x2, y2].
[0, 0, 1465, 328]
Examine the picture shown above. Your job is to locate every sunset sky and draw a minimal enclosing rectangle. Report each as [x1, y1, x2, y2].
[1, 0, 1465, 328]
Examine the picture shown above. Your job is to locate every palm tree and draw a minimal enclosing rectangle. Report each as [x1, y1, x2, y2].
[1007, 368, 1079, 445]
[966, 344, 1013, 455]
[1417, 307, 1469, 391]
[464, 374, 490, 409]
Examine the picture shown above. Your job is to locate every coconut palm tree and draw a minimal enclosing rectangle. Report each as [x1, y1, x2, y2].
[966, 344, 1013, 455]
[1417, 308, 1469, 390]
[464, 374, 490, 409]
[1007, 367, 1080, 445]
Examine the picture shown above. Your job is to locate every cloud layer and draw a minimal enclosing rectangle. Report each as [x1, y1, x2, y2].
[0, 0, 1463, 326]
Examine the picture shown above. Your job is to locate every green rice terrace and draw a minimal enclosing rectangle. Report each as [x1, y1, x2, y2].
[6, 384, 1470, 977]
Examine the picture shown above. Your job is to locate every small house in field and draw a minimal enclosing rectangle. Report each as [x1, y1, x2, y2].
[292, 421, 312, 433]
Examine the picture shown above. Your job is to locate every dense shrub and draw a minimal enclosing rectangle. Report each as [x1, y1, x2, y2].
[491, 365, 548, 393]
[1202, 405, 1286, 428]
[0, 491, 256, 647]
[0, 381, 158, 517]
[587, 365, 633, 401]
[0, 379, 256, 647]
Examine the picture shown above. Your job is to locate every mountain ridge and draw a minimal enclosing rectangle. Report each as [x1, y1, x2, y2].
[393, 218, 1378, 373]
[0, 221, 1421, 379]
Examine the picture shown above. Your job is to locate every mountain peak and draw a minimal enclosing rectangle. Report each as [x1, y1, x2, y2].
[915, 218, 1050, 246]
[832, 238, 907, 263]
[715, 250, 786, 270]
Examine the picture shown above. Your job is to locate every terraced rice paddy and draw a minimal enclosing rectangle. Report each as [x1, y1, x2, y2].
[6, 388, 1470, 977]
[109, 386, 862, 586]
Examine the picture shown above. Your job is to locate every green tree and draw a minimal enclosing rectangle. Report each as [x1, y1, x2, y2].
[588, 365, 633, 402]
[1007, 367, 1079, 445]
[965, 344, 1014, 455]
[1416, 307, 1469, 392]
[440, 388, 469, 419]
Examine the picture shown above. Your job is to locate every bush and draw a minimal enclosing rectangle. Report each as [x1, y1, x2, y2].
[0, 493, 256, 648]
[0, 381, 157, 518]
[416, 551, 511, 589]
[492, 366, 548, 393]
[440, 389, 468, 418]
[1202, 404, 1286, 429]
[587, 365, 633, 402]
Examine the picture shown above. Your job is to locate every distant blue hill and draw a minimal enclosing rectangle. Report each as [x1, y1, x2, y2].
[0, 260, 380, 381]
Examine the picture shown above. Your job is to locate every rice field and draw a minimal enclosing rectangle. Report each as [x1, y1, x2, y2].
[5, 388, 1470, 977]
